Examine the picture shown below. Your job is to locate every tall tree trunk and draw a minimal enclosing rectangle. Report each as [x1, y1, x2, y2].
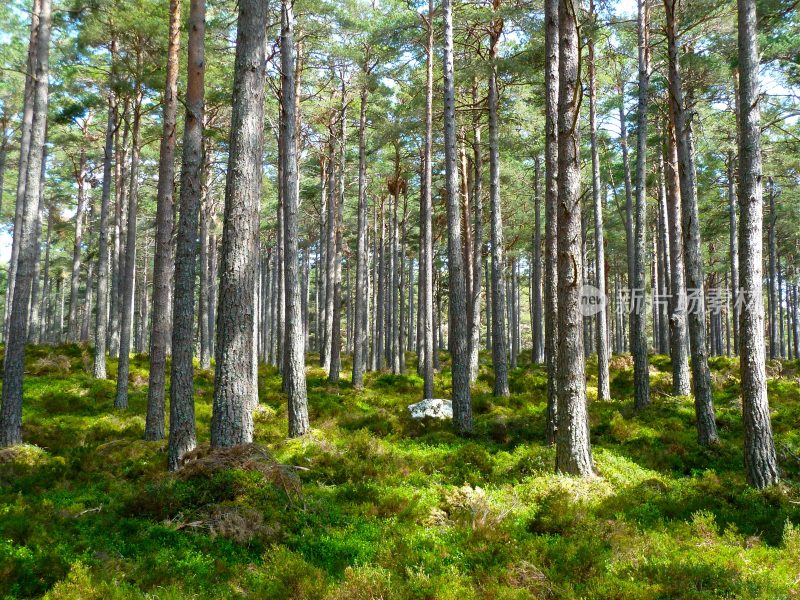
[0, 0, 50, 446]
[4, 0, 41, 343]
[488, 16, 509, 397]
[352, 62, 370, 388]
[767, 177, 778, 359]
[281, 0, 310, 436]
[443, 0, 472, 433]
[113, 78, 143, 410]
[664, 129, 692, 395]
[39, 204, 52, 342]
[664, 0, 718, 445]
[68, 146, 89, 342]
[737, 0, 779, 488]
[468, 85, 483, 383]
[589, 0, 609, 400]
[531, 155, 543, 364]
[109, 100, 129, 357]
[329, 84, 347, 383]
[146, 0, 182, 441]
[420, 0, 435, 398]
[93, 86, 116, 378]
[631, 0, 650, 409]
[28, 144, 46, 343]
[555, 0, 593, 477]
[168, 0, 205, 469]
[728, 152, 739, 355]
[211, 0, 267, 447]
[543, 0, 559, 444]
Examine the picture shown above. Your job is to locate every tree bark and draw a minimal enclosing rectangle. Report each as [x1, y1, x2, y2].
[631, 0, 650, 409]
[113, 79, 143, 410]
[443, 0, 472, 433]
[211, 0, 267, 447]
[664, 0, 718, 445]
[488, 17, 509, 397]
[168, 0, 204, 469]
[0, 0, 50, 446]
[664, 129, 691, 395]
[588, 1, 609, 400]
[281, 0, 310, 436]
[146, 0, 182, 441]
[544, 0, 559, 444]
[737, 0, 779, 488]
[555, 0, 594, 476]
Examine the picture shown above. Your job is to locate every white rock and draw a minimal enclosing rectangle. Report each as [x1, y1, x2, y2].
[408, 398, 453, 420]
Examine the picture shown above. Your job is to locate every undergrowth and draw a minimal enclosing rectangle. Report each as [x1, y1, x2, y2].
[0, 344, 799, 598]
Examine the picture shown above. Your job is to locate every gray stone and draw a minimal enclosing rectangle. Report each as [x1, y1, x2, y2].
[408, 398, 453, 420]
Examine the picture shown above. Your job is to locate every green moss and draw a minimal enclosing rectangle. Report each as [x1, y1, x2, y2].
[0, 343, 798, 598]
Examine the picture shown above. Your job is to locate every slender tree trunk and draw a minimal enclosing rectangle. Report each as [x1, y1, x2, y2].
[4, 0, 41, 343]
[167, 0, 204, 469]
[329, 84, 347, 383]
[768, 177, 778, 359]
[443, 0, 472, 432]
[114, 78, 143, 410]
[488, 19, 509, 397]
[555, 0, 593, 476]
[664, 125, 692, 395]
[68, 147, 89, 342]
[664, 0, 718, 445]
[630, 0, 650, 409]
[531, 156, 543, 364]
[39, 204, 52, 343]
[93, 87, 117, 378]
[109, 100, 129, 357]
[211, 0, 267, 447]
[0, 0, 50, 446]
[727, 153, 739, 355]
[468, 91, 484, 383]
[420, 0, 435, 397]
[145, 0, 182, 440]
[352, 69, 369, 389]
[281, 0, 310, 435]
[544, 0, 559, 444]
[589, 1, 610, 400]
[737, 0, 779, 488]
[28, 144, 46, 343]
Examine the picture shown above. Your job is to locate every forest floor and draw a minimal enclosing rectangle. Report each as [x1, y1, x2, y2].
[1, 345, 800, 599]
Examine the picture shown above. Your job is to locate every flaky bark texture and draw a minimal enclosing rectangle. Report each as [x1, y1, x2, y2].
[281, 0, 310, 437]
[0, 0, 50, 447]
[211, 0, 268, 447]
[443, 0, 472, 434]
[736, 0, 779, 489]
[555, 0, 594, 477]
[664, 0, 718, 445]
[146, 0, 182, 441]
[168, 0, 205, 470]
[543, 0, 559, 445]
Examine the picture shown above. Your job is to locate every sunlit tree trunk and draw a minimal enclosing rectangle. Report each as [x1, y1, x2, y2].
[0, 0, 50, 446]
[211, 0, 267, 447]
[555, 0, 593, 476]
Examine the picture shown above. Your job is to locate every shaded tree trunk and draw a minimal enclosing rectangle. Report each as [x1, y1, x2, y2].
[543, 0, 559, 444]
[168, 0, 204, 469]
[113, 80, 143, 410]
[146, 0, 182, 441]
[665, 0, 718, 445]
